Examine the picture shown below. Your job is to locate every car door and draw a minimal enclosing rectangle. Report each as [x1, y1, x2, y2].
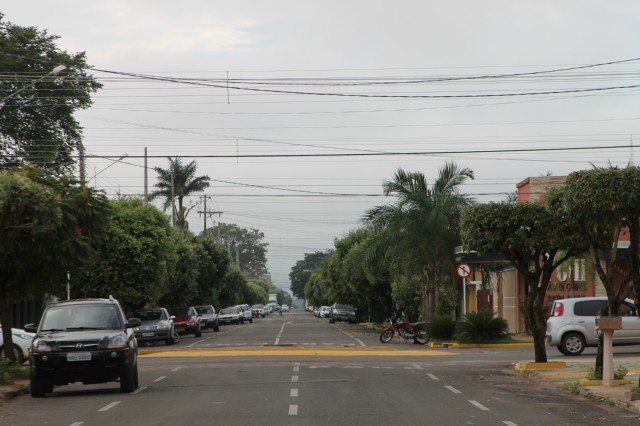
[614, 301, 640, 343]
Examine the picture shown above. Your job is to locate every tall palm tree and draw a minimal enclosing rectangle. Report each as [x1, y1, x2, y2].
[150, 157, 210, 229]
[363, 161, 474, 321]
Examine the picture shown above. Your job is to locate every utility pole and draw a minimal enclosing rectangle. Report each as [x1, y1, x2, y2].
[144, 147, 148, 203]
[197, 195, 222, 238]
[78, 143, 86, 185]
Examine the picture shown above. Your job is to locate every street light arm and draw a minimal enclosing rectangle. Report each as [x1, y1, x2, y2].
[0, 64, 67, 106]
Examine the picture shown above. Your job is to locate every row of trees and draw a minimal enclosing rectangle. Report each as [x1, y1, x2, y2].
[296, 162, 474, 323]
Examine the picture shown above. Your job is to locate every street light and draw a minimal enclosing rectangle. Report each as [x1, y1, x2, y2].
[0, 64, 67, 107]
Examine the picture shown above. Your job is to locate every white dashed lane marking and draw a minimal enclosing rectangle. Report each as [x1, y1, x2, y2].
[98, 401, 120, 412]
[468, 400, 490, 411]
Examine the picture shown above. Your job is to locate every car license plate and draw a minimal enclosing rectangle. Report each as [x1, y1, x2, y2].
[142, 332, 154, 337]
[67, 352, 91, 362]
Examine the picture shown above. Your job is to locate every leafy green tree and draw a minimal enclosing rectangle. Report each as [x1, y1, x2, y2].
[0, 14, 102, 175]
[0, 168, 109, 361]
[194, 235, 232, 307]
[77, 198, 176, 313]
[217, 265, 248, 308]
[246, 279, 269, 305]
[460, 201, 584, 362]
[150, 157, 210, 229]
[561, 167, 640, 374]
[364, 161, 474, 322]
[289, 251, 331, 299]
[159, 228, 201, 307]
[208, 223, 269, 278]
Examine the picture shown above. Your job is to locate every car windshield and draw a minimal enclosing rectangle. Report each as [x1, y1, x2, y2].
[335, 304, 353, 310]
[169, 308, 191, 316]
[195, 306, 213, 314]
[40, 305, 122, 331]
[134, 310, 162, 321]
[220, 309, 235, 314]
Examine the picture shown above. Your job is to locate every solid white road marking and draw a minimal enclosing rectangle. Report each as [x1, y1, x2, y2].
[153, 376, 167, 382]
[469, 400, 490, 411]
[171, 366, 183, 372]
[445, 385, 461, 394]
[98, 401, 120, 412]
[289, 405, 298, 415]
[69, 422, 84, 426]
[291, 388, 298, 397]
[427, 373, 439, 380]
[275, 323, 286, 345]
[292, 375, 299, 382]
[412, 364, 423, 369]
[502, 421, 519, 426]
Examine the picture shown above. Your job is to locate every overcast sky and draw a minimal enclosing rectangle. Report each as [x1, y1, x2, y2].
[3, 2, 640, 290]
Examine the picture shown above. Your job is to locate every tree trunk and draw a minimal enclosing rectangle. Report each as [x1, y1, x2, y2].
[0, 284, 17, 363]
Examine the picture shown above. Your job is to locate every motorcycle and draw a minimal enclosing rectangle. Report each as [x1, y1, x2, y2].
[379, 314, 430, 345]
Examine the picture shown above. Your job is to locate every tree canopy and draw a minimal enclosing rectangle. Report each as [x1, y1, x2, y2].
[0, 14, 102, 175]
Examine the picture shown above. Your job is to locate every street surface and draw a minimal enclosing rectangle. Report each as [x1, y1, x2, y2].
[1, 310, 638, 425]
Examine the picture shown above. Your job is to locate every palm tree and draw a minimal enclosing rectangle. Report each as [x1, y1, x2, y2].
[363, 161, 474, 321]
[150, 157, 210, 229]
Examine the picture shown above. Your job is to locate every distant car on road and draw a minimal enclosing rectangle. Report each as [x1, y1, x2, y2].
[251, 304, 266, 318]
[194, 305, 220, 332]
[234, 304, 253, 324]
[133, 307, 175, 346]
[319, 306, 331, 318]
[218, 308, 241, 325]
[329, 303, 357, 324]
[546, 296, 640, 355]
[281, 304, 290, 312]
[168, 306, 202, 337]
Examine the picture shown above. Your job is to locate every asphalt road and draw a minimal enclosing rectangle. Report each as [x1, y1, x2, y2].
[1, 310, 638, 425]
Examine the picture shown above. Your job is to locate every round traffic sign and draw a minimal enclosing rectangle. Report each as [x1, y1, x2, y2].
[456, 263, 471, 278]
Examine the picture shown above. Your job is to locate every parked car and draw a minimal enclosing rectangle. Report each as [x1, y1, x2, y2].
[168, 307, 202, 337]
[251, 304, 266, 318]
[194, 305, 220, 332]
[0, 326, 35, 364]
[546, 296, 640, 355]
[329, 303, 357, 324]
[319, 306, 331, 318]
[218, 308, 240, 325]
[24, 297, 141, 397]
[234, 304, 253, 324]
[281, 304, 290, 312]
[133, 307, 175, 346]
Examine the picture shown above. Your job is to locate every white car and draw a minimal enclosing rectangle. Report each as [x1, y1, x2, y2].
[546, 296, 640, 355]
[319, 306, 331, 318]
[218, 308, 241, 325]
[0, 327, 35, 364]
[281, 304, 290, 312]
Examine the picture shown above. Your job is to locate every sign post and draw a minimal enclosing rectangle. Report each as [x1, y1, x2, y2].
[456, 263, 471, 315]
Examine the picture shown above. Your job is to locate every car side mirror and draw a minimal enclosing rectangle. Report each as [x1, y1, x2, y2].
[24, 323, 37, 333]
[126, 318, 142, 328]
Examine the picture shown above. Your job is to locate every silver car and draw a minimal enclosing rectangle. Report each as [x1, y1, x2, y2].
[546, 296, 640, 355]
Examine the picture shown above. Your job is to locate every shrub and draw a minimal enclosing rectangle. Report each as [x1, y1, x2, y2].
[586, 366, 628, 381]
[429, 315, 456, 340]
[0, 358, 26, 383]
[455, 311, 509, 343]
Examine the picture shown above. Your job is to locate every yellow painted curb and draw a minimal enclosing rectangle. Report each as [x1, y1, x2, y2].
[430, 341, 532, 349]
[515, 361, 567, 371]
[139, 345, 458, 357]
[579, 378, 631, 386]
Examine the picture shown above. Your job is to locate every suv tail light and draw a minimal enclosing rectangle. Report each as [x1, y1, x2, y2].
[553, 302, 564, 317]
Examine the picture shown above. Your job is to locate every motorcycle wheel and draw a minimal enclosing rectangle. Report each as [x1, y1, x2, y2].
[379, 329, 394, 343]
[413, 332, 429, 345]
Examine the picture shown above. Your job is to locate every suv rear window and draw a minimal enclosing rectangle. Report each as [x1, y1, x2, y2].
[573, 300, 608, 316]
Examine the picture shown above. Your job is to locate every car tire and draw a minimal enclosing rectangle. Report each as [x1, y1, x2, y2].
[195, 328, 202, 338]
[249, 318, 253, 323]
[561, 332, 586, 356]
[120, 362, 137, 393]
[30, 372, 46, 398]
[0, 344, 24, 364]
[329, 318, 335, 324]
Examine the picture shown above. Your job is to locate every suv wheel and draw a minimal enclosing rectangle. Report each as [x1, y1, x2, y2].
[120, 362, 137, 393]
[30, 372, 47, 397]
[561, 332, 586, 356]
[195, 327, 202, 338]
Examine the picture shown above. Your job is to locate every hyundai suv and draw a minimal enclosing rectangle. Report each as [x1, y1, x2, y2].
[329, 303, 357, 324]
[24, 297, 141, 397]
[546, 296, 640, 355]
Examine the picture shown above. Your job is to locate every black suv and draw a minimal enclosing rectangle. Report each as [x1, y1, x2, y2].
[329, 303, 357, 324]
[24, 298, 141, 397]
